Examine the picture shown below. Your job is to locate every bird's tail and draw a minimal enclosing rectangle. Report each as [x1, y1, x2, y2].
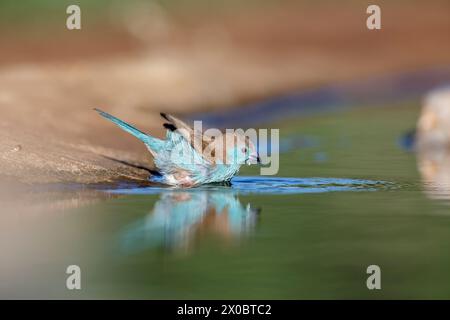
[94, 108, 164, 154]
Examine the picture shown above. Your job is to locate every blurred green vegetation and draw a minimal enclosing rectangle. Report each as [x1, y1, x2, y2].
[0, 0, 282, 27]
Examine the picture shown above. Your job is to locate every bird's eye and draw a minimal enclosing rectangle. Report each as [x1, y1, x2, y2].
[242, 147, 247, 153]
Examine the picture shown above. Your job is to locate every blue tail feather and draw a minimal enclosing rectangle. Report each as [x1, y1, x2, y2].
[94, 108, 164, 153]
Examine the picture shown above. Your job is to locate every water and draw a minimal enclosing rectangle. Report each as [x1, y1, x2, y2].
[4, 103, 450, 299]
[110, 177, 390, 255]
[108, 176, 391, 195]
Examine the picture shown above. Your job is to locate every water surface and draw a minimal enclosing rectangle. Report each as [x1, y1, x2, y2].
[4, 103, 450, 299]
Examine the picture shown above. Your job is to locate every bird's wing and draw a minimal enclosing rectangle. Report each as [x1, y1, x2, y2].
[160, 113, 216, 164]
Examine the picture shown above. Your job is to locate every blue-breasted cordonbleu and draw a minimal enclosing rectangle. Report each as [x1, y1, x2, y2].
[94, 109, 260, 187]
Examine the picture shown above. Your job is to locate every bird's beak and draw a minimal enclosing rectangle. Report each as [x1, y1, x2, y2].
[247, 154, 261, 165]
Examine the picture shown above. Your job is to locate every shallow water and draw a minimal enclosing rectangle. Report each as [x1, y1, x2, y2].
[4, 103, 450, 299]
[108, 176, 391, 195]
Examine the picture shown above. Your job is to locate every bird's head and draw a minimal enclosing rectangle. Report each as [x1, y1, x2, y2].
[222, 132, 260, 166]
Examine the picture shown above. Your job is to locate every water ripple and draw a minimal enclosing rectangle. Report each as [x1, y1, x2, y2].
[106, 176, 391, 195]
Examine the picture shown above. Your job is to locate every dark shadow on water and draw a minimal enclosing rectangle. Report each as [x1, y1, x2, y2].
[101, 155, 162, 176]
[190, 67, 450, 127]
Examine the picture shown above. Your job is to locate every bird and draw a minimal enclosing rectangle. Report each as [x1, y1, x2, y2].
[94, 108, 260, 187]
[120, 190, 260, 253]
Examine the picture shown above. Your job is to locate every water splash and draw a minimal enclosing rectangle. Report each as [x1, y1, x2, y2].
[106, 176, 391, 195]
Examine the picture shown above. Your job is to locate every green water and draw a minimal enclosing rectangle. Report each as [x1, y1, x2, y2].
[5, 103, 450, 299]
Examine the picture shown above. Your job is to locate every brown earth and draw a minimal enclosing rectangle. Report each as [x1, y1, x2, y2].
[0, 1, 449, 184]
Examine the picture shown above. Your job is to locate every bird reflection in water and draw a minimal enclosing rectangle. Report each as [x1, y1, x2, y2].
[120, 191, 260, 253]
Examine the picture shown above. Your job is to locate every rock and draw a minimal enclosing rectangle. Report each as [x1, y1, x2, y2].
[417, 87, 450, 149]
[416, 87, 450, 199]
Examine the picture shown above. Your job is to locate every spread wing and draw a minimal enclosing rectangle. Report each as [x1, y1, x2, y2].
[160, 113, 216, 164]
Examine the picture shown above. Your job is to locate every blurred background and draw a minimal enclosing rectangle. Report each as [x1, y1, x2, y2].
[1, 0, 450, 299]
